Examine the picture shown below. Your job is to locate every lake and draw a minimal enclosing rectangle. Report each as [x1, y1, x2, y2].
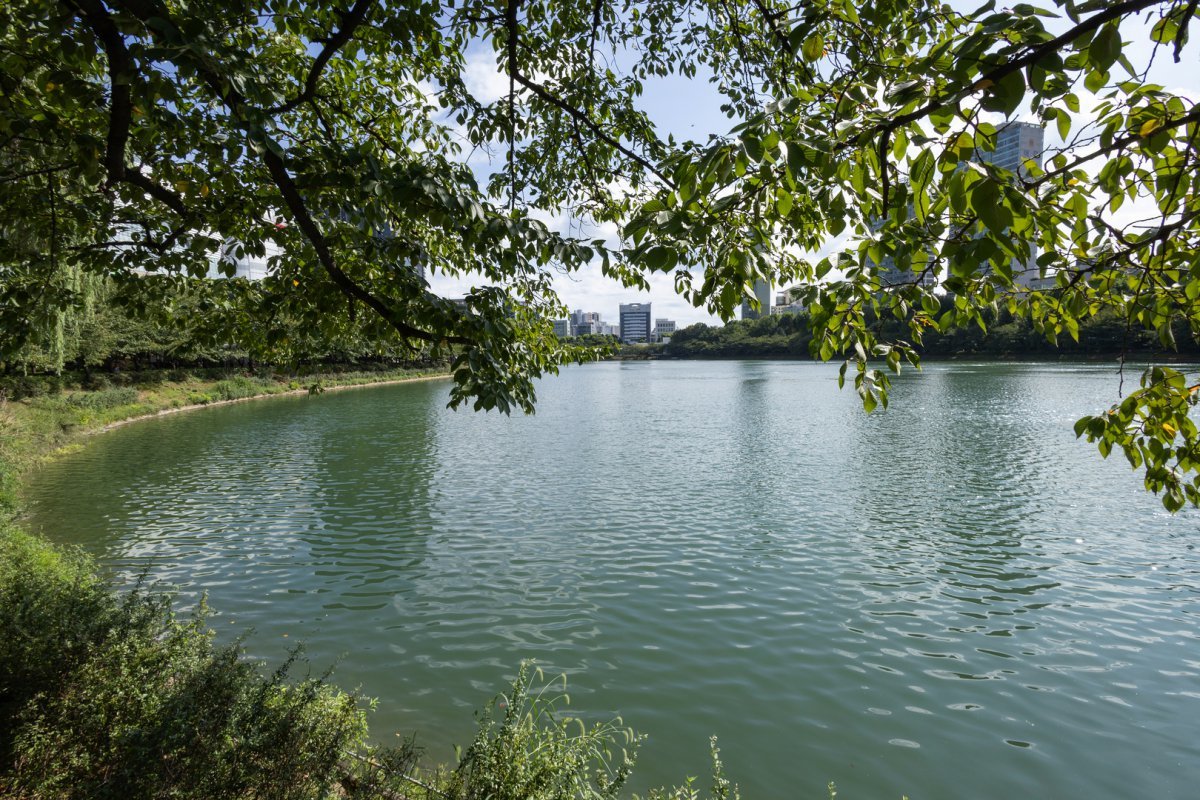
[25, 361, 1200, 799]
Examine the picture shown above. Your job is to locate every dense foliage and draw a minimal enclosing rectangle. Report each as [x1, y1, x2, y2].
[665, 308, 1200, 360]
[0, 527, 374, 799]
[1, 1, 1198, 500]
[2, 276, 444, 377]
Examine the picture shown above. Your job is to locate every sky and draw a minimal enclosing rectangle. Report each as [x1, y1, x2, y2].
[427, 6, 1200, 329]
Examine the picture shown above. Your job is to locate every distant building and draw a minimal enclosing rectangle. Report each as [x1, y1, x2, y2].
[741, 279, 772, 320]
[569, 309, 608, 336]
[772, 287, 804, 315]
[977, 121, 1043, 175]
[206, 238, 283, 280]
[619, 302, 652, 343]
[651, 318, 676, 342]
[552, 319, 572, 338]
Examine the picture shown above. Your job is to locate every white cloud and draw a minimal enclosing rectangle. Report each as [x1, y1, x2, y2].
[463, 51, 509, 104]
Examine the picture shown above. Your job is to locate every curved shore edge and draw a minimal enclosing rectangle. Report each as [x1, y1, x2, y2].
[93, 372, 451, 435]
[1, 368, 449, 521]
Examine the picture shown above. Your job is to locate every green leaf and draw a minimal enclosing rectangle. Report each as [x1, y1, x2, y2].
[1055, 108, 1071, 141]
[1084, 68, 1109, 93]
[970, 180, 1012, 233]
[801, 35, 825, 62]
[1090, 24, 1121, 72]
[776, 188, 794, 216]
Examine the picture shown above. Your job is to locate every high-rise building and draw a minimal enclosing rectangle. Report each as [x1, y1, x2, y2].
[974, 121, 1045, 286]
[552, 319, 572, 338]
[976, 121, 1043, 175]
[741, 278, 772, 320]
[619, 302, 651, 343]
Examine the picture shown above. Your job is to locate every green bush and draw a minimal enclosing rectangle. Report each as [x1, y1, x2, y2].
[80, 373, 113, 391]
[0, 528, 113, 755]
[0, 527, 369, 799]
[443, 663, 638, 800]
[0, 376, 62, 401]
[210, 376, 270, 402]
[64, 387, 139, 411]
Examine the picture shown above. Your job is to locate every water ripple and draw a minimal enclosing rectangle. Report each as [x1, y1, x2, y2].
[25, 361, 1200, 800]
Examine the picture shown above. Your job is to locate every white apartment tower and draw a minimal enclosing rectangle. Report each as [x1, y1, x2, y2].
[619, 302, 652, 343]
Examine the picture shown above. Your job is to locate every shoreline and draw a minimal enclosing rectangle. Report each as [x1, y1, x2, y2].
[93, 372, 450, 435]
[0, 368, 450, 520]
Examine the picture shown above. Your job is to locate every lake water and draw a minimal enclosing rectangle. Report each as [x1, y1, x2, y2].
[25, 361, 1200, 799]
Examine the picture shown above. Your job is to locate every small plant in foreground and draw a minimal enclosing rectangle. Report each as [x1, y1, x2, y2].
[443, 662, 640, 800]
[0, 527, 367, 799]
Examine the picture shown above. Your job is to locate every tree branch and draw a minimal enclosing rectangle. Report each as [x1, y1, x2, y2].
[877, 0, 1163, 140]
[265, 0, 377, 115]
[1029, 105, 1200, 188]
[96, 0, 469, 346]
[257, 144, 470, 345]
[63, 0, 131, 182]
[510, 70, 672, 186]
[64, 0, 190, 216]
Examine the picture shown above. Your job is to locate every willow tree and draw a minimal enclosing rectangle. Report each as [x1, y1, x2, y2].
[1, 0, 1198, 506]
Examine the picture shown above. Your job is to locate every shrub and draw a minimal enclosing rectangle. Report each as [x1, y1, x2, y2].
[0, 528, 113, 757]
[0, 528, 369, 799]
[80, 373, 112, 391]
[443, 663, 639, 800]
[0, 376, 62, 401]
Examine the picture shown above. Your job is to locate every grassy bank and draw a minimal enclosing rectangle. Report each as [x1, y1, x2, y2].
[0, 369, 743, 800]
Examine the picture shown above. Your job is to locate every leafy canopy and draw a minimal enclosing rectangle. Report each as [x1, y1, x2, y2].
[1, 0, 1198, 506]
